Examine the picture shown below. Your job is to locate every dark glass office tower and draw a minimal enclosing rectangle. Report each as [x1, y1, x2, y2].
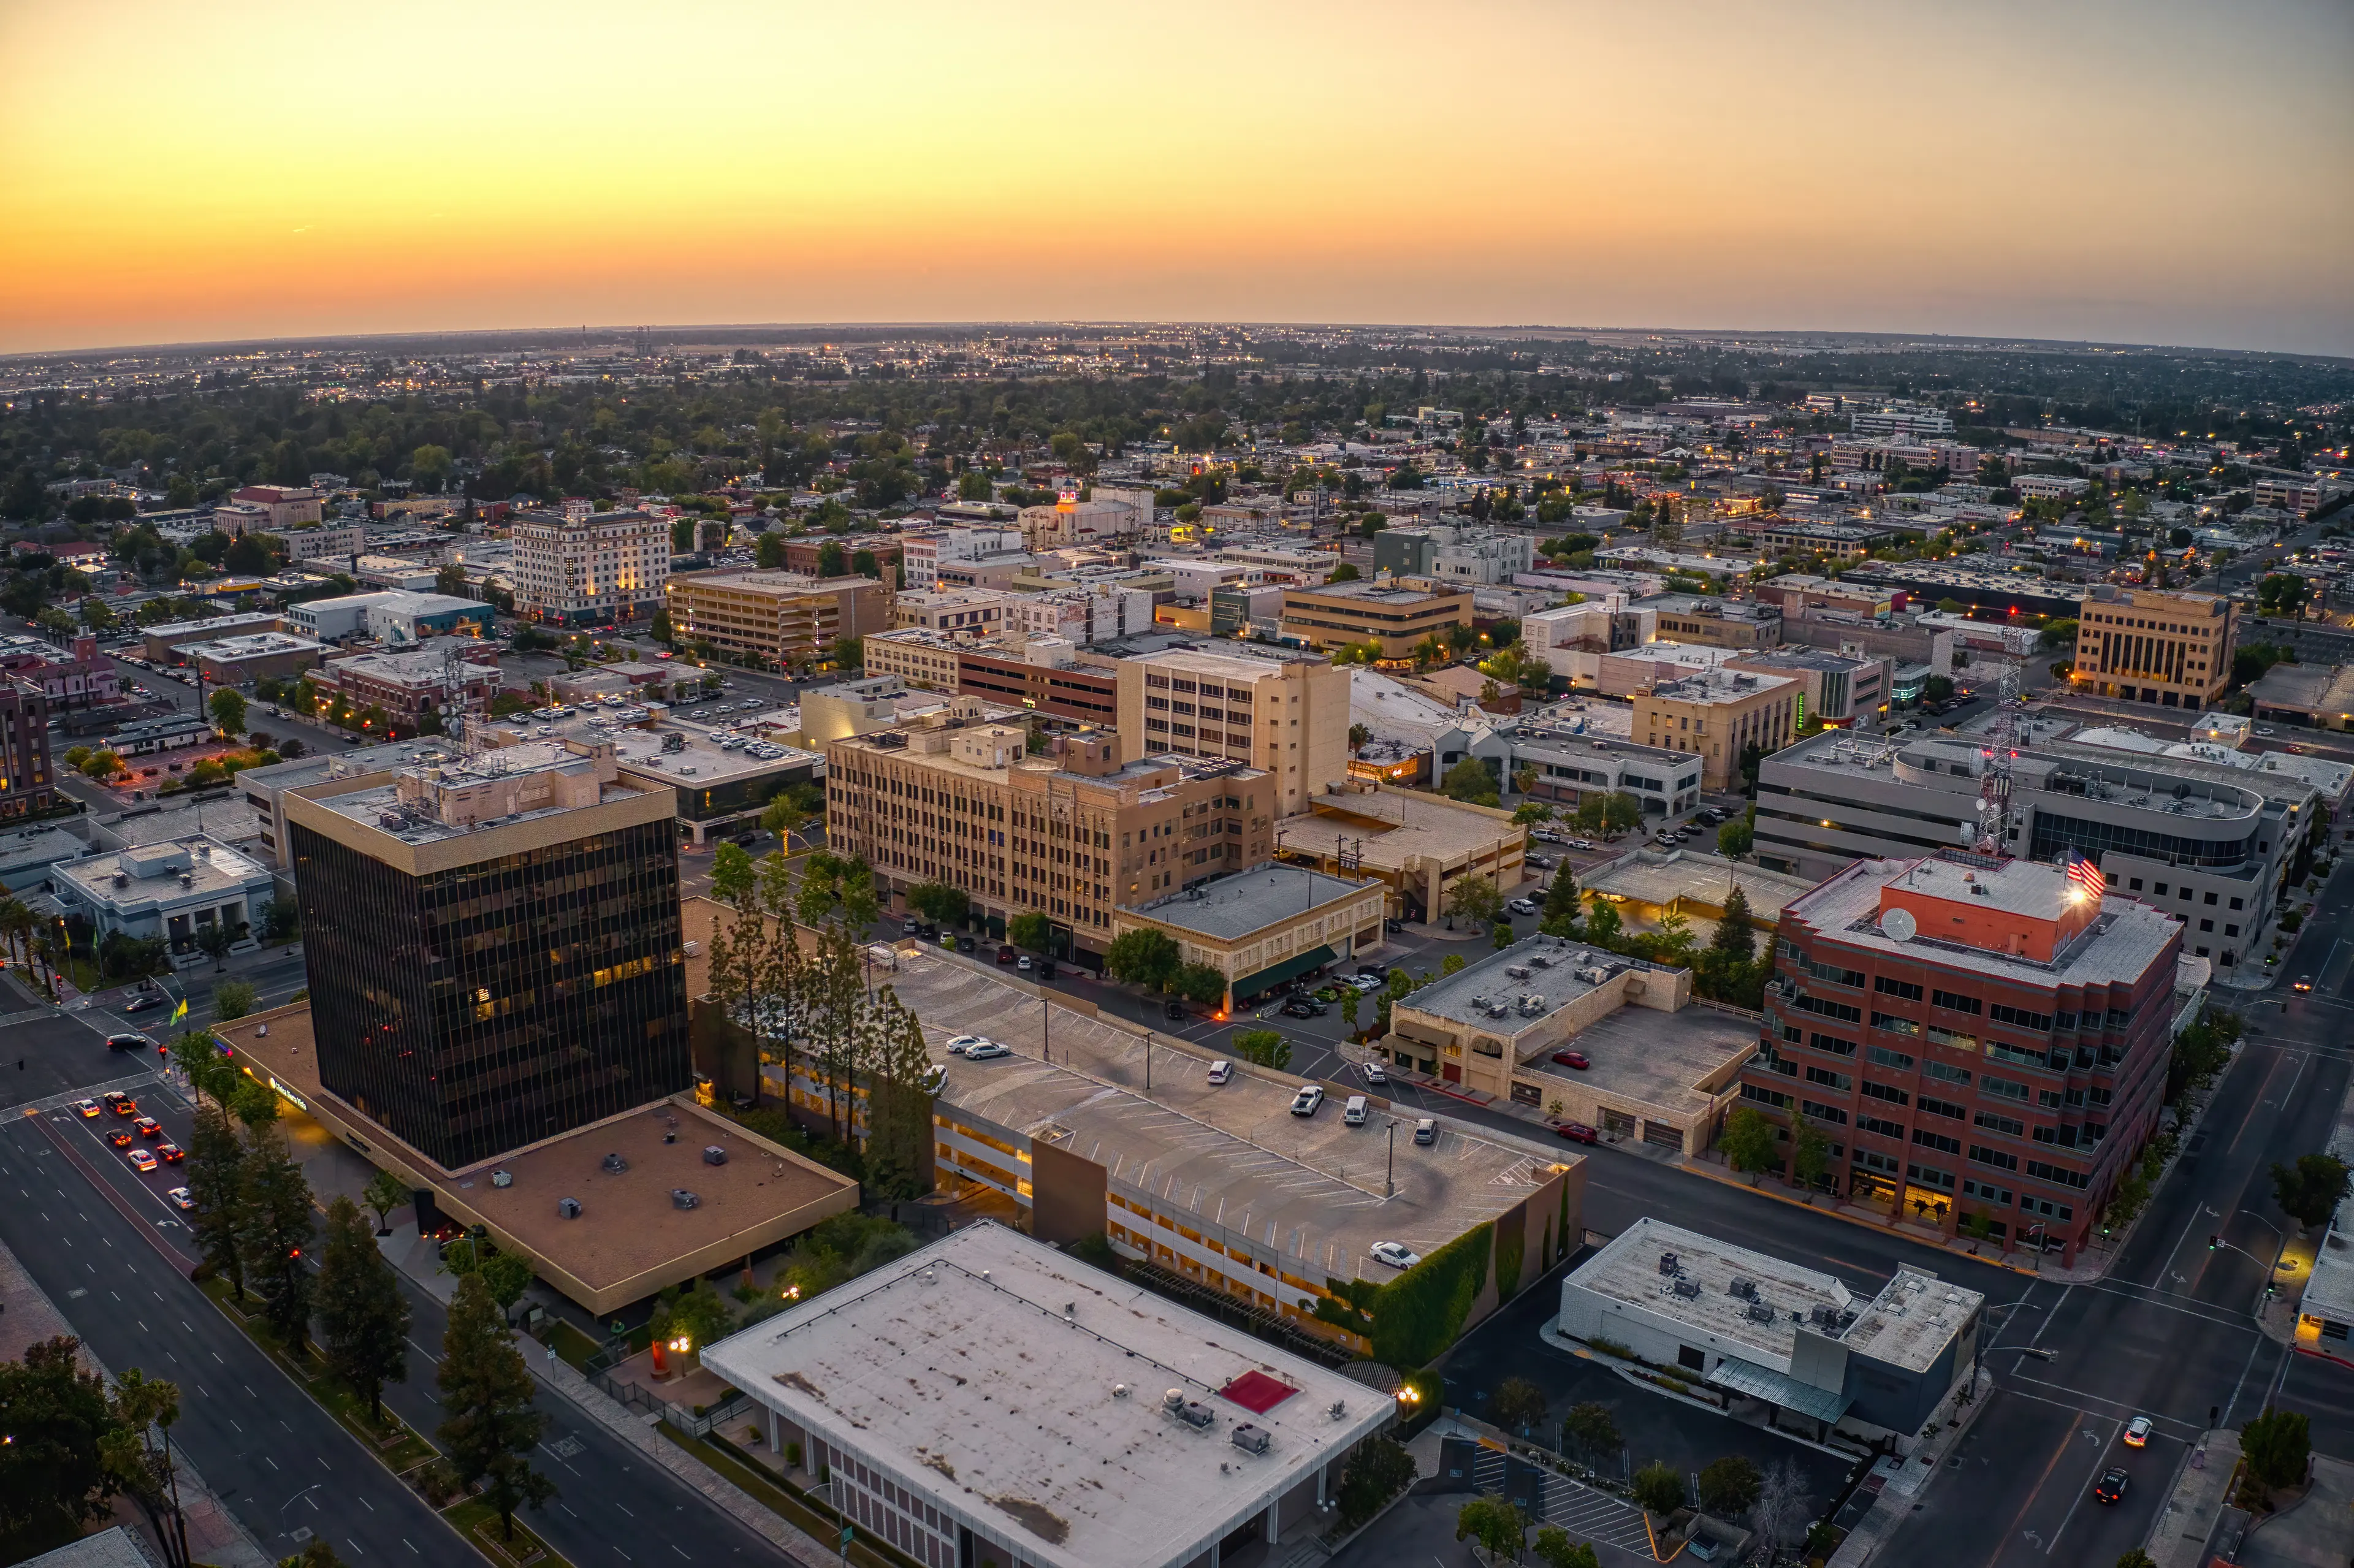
[289, 771, 689, 1170]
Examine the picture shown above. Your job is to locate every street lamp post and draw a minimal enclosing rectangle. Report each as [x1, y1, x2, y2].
[1385, 1118, 1396, 1199]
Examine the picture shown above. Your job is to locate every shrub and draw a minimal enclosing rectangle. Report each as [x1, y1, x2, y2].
[1631, 1460, 1685, 1517]
[1334, 1436, 1417, 1530]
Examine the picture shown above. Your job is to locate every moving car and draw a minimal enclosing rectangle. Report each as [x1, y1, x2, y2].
[102, 1091, 134, 1115]
[121, 992, 167, 1014]
[107, 1128, 134, 1149]
[134, 1116, 164, 1139]
[962, 1041, 1011, 1060]
[105, 1033, 150, 1052]
[1206, 1060, 1232, 1086]
[1524, 854, 1553, 870]
[1369, 1241, 1422, 1270]
[2093, 1468, 2128, 1505]
[2124, 1415, 2152, 1447]
[945, 1035, 991, 1056]
[1506, 897, 1541, 916]
[1551, 1050, 1590, 1070]
[1567, 838, 1598, 851]
[1362, 1062, 1388, 1087]
[1280, 997, 1327, 1018]
[126, 1148, 159, 1173]
[1552, 1121, 1600, 1145]
[74, 1099, 101, 1118]
[1289, 1086, 1325, 1117]
[2293, 976, 2314, 994]
[157, 1143, 184, 1164]
[165, 1187, 196, 1212]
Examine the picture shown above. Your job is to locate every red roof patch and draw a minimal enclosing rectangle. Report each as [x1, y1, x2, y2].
[1217, 1370, 1298, 1414]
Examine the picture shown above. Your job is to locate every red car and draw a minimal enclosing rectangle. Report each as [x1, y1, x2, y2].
[133, 1117, 164, 1140]
[1552, 1121, 1599, 1145]
[1551, 1051, 1590, 1070]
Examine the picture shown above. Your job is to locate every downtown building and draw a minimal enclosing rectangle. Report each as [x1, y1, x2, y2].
[284, 738, 689, 1168]
[511, 500, 671, 627]
[1739, 850, 2181, 1266]
[1112, 647, 1348, 820]
[2070, 585, 2238, 712]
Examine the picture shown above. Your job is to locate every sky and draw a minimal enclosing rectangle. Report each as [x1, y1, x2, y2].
[2, 0, 2350, 357]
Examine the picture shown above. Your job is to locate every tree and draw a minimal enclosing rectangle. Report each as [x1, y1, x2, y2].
[1709, 885, 1756, 965]
[1006, 911, 1051, 953]
[283, 1542, 352, 1568]
[240, 1125, 316, 1350]
[80, 747, 123, 782]
[1440, 756, 1501, 806]
[1173, 962, 1227, 1008]
[2242, 1406, 2311, 1490]
[1340, 988, 1361, 1035]
[102, 1365, 188, 1568]
[2271, 1153, 2350, 1230]
[1716, 818, 1754, 859]
[0, 1336, 123, 1541]
[316, 1197, 411, 1423]
[195, 919, 236, 971]
[2112, 1553, 2158, 1568]
[1631, 1460, 1686, 1518]
[436, 1273, 556, 1542]
[435, 562, 471, 599]
[1790, 1116, 1832, 1193]
[1104, 927, 1182, 991]
[1601, 791, 1645, 835]
[1922, 674, 1956, 706]
[1532, 1529, 1600, 1568]
[1490, 1376, 1548, 1435]
[1450, 872, 1503, 929]
[2041, 617, 2078, 649]
[1748, 1457, 1818, 1557]
[904, 880, 970, 927]
[186, 1102, 249, 1300]
[362, 1168, 411, 1235]
[2257, 573, 2312, 620]
[211, 980, 257, 1022]
[1720, 1106, 1780, 1182]
[1456, 1495, 1526, 1561]
[1539, 867, 1583, 937]
[1232, 1029, 1291, 1071]
[1560, 1402, 1621, 1464]
[1333, 1437, 1417, 1531]
[1696, 1453, 1761, 1517]
[409, 444, 453, 492]
[1329, 561, 1360, 582]
[755, 532, 787, 568]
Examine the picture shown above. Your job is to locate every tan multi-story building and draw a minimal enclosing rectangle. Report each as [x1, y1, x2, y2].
[1632, 668, 1800, 793]
[893, 588, 1010, 636]
[1113, 649, 1348, 819]
[2073, 585, 2238, 712]
[665, 571, 895, 671]
[1276, 579, 1473, 656]
[859, 627, 964, 691]
[511, 503, 669, 627]
[823, 710, 1276, 962]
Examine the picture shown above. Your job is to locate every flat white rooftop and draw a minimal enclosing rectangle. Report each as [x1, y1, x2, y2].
[700, 1221, 1392, 1568]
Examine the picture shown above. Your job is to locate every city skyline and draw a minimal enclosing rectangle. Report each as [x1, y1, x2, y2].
[4, 0, 2348, 356]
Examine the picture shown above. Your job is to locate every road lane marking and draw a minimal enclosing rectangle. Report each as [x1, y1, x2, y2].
[1986, 1409, 2084, 1568]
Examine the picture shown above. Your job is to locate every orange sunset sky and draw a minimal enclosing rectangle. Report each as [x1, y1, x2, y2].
[2, 0, 2349, 356]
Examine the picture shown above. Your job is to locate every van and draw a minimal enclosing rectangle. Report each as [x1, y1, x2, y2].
[1344, 1095, 1369, 1126]
[1413, 1118, 1437, 1146]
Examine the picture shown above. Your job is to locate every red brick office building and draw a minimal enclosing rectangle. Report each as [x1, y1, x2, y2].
[1737, 851, 2181, 1266]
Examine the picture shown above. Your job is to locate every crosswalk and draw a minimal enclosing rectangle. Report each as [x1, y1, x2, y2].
[1471, 1448, 1656, 1557]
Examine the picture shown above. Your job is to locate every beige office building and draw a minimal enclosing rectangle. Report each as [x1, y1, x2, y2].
[2073, 585, 2238, 712]
[1113, 649, 1349, 820]
[665, 571, 896, 670]
[1632, 669, 1799, 793]
[1276, 580, 1474, 657]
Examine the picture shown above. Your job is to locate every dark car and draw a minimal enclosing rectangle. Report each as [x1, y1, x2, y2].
[956, 936, 977, 954]
[2093, 1468, 2128, 1505]
[121, 992, 167, 1014]
[1165, 999, 1190, 1021]
[1281, 998, 1327, 1019]
[1037, 959, 1057, 981]
[105, 1033, 151, 1053]
[1552, 1121, 1599, 1145]
[1551, 1050, 1591, 1070]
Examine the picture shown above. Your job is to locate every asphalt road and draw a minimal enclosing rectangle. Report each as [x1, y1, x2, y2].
[0, 998, 797, 1568]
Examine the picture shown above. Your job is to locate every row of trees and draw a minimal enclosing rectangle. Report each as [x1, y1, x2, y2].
[168, 1034, 556, 1542]
[704, 846, 937, 1195]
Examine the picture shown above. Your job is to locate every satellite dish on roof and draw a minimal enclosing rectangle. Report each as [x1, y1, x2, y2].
[1881, 907, 1918, 942]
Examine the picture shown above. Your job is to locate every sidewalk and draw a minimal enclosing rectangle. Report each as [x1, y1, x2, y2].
[2144, 1428, 2242, 1568]
[1824, 1366, 1995, 1567]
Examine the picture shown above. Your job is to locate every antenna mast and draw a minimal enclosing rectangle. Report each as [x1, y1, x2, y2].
[1973, 661, 2024, 856]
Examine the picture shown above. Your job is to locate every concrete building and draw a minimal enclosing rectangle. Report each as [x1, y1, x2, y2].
[1472, 706, 1704, 819]
[1114, 648, 1348, 820]
[1522, 600, 1653, 679]
[1277, 580, 1474, 657]
[1754, 724, 2313, 973]
[512, 504, 669, 626]
[1740, 851, 2181, 1263]
[1292, 782, 1528, 923]
[959, 642, 1121, 728]
[1750, 574, 1900, 620]
[665, 571, 896, 670]
[238, 739, 456, 869]
[1837, 562, 2078, 622]
[700, 1221, 1397, 1568]
[2071, 585, 2238, 711]
[1632, 669, 1800, 793]
[142, 612, 282, 661]
[825, 715, 1276, 962]
[1753, 521, 1892, 561]
[284, 590, 493, 646]
[859, 627, 966, 691]
[1726, 646, 1892, 728]
[180, 631, 330, 687]
[1116, 866, 1387, 1013]
[1556, 1217, 1983, 1444]
[51, 837, 275, 964]
[1372, 524, 1537, 586]
[1632, 594, 1781, 650]
[2248, 661, 2354, 732]
[280, 523, 368, 565]
[893, 587, 1011, 636]
[901, 525, 1024, 588]
[226, 484, 322, 530]
[1018, 492, 1154, 547]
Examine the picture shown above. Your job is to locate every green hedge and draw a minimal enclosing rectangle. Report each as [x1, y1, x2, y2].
[1494, 1211, 1526, 1302]
[1370, 1222, 1491, 1368]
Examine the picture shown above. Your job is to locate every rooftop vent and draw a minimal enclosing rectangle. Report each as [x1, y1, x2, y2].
[1328, 1401, 1347, 1421]
[669, 1189, 700, 1210]
[489, 1169, 513, 1189]
[556, 1197, 582, 1219]
[1658, 1252, 1681, 1276]
[702, 1145, 728, 1166]
[601, 1153, 629, 1174]
[1505, 965, 1533, 981]
[1112, 1384, 1130, 1399]
[1230, 1424, 1271, 1456]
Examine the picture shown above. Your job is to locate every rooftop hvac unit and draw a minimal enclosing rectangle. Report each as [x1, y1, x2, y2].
[1672, 1277, 1702, 1300]
[1746, 1301, 1777, 1324]
[1527, 955, 1552, 969]
[1727, 1277, 1756, 1300]
[669, 1189, 700, 1210]
[556, 1197, 582, 1219]
[1172, 1399, 1216, 1431]
[1230, 1424, 1271, 1456]
[1808, 1304, 1835, 1326]
[1576, 967, 1610, 984]
[1658, 1252, 1681, 1276]
[601, 1153, 630, 1174]
[112, 873, 128, 888]
[1516, 994, 1545, 1015]
[702, 1145, 728, 1166]
[1504, 965, 1533, 981]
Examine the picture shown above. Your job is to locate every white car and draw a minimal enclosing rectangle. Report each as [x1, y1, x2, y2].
[1347, 975, 1385, 993]
[963, 1041, 1011, 1061]
[1362, 1062, 1388, 1087]
[1290, 1086, 1325, 1117]
[1506, 897, 1541, 916]
[945, 1034, 989, 1056]
[1206, 1060, 1232, 1086]
[1567, 838, 1598, 851]
[1369, 1241, 1422, 1269]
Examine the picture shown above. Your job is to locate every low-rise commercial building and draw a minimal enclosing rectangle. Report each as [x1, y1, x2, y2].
[52, 837, 275, 964]
[893, 587, 1011, 636]
[1632, 669, 1800, 793]
[665, 570, 896, 670]
[1291, 781, 1528, 922]
[1277, 580, 1474, 657]
[1557, 1217, 1983, 1445]
[1115, 866, 1387, 1013]
[284, 590, 493, 645]
[2071, 585, 2238, 712]
[181, 631, 331, 687]
[1753, 520, 1893, 560]
[1471, 707, 1704, 818]
[1373, 524, 1537, 585]
[143, 612, 282, 661]
[1838, 561, 2077, 622]
[1631, 594, 1781, 650]
[307, 644, 504, 729]
[2248, 661, 2354, 732]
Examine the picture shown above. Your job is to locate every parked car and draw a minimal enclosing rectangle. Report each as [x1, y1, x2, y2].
[1567, 838, 1598, 851]
[1289, 1086, 1324, 1117]
[955, 935, 976, 953]
[1165, 999, 1190, 1021]
[1551, 1050, 1590, 1070]
[1552, 1121, 1599, 1145]
[1525, 853, 1553, 870]
[945, 1034, 989, 1056]
[1413, 1117, 1436, 1146]
[962, 1041, 1010, 1060]
[1281, 997, 1326, 1018]
[996, 945, 1016, 965]
[1506, 897, 1541, 916]
[1369, 1241, 1422, 1269]
[1016, 956, 1034, 972]
[1206, 1060, 1232, 1086]
[1362, 1062, 1388, 1087]
[1343, 1095, 1369, 1126]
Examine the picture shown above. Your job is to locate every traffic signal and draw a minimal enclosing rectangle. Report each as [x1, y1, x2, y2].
[2208, 1235, 2220, 1250]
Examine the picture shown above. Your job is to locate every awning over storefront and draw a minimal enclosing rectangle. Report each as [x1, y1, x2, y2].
[1233, 943, 1338, 999]
[1708, 1356, 1852, 1425]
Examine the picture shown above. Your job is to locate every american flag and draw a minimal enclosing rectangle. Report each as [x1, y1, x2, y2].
[2065, 852, 2104, 894]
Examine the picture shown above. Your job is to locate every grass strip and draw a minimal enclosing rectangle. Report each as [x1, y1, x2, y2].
[441, 1498, 572, 1568]
[652, 1422, 921, 1568]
